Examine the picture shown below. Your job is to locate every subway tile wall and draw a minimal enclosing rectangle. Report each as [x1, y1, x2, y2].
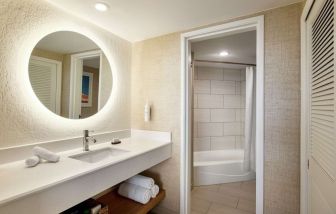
[193, 66, 246, 151]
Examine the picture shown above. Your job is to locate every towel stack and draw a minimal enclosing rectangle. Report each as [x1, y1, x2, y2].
[25, 146, 60, 167]
[118, 175, 160, 204]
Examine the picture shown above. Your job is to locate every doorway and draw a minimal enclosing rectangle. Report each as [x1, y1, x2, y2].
[69, 50, 104, 119]
[181, 16, 264, 214]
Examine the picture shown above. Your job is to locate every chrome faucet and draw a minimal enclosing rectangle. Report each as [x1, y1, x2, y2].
[83, 130, 96, 151]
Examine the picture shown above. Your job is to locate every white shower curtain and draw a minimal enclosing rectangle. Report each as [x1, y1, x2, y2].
[243, 66, 256, 172]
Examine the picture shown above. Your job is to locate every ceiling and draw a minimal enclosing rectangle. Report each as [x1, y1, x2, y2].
[46, 0, 301, 42]
[83, 57, 100, 69]
[36, 31, 99, 54]
[192, 30, 256, 69]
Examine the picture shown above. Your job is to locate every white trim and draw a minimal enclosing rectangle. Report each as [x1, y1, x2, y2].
[30, 56, 62, 115]
[180, 15, 265, 214]
[69, 50, 102, 119]
[300, 1, 316, 214]
[97, 52, 103, 110]
[255, 17, 264, 214]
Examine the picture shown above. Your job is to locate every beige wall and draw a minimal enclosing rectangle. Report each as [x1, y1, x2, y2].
[0, 0, 132, 148]
[131, 2, 302, 213]
[131, 33, 181, 212]
[31, 48, 64, 62]
[263, 3, 301, 213]
[61, 54, 71, 117]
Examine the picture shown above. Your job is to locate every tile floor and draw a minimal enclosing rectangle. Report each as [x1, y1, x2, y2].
[191, 180, 256, 214]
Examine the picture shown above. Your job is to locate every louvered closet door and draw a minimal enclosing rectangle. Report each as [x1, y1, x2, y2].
[306, 0, 336, 213]
[29, 58, 60, 114]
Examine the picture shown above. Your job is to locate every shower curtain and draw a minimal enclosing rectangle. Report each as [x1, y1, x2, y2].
[243, 66, 256, 172]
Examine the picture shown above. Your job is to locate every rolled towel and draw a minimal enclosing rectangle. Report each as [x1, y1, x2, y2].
[25, 155, 40, 167]
[150, 184, 159, 198]
[118, 183, 151, 204]
[33, 146, 60, 163]
[91, 204, 101, 214]
[126, 175, 155, 189]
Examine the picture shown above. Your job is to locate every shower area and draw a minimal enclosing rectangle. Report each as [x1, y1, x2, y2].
[193, 65, 256, 186]
[191, 31, 257, 188]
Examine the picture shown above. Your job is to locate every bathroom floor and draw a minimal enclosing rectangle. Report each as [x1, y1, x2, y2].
[191, 180, 256, 214]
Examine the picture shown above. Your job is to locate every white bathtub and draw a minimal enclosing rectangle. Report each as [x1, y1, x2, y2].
[193, 150, 255, 186]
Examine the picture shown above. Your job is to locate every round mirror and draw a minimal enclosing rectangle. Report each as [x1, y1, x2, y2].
[28, 31, 112, 119]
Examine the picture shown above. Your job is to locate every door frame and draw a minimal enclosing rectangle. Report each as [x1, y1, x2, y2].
[300, 0, 329, 214]
[180, 15, 265, 214]
[69, 50, 102, 119]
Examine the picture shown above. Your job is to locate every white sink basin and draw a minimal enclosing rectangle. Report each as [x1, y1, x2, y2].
[69, 147, 129, 163]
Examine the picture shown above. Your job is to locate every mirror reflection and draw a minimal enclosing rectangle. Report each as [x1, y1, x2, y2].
[29, 31, 112, 119]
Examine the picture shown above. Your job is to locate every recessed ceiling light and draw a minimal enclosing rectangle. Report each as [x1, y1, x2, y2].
[219, 51, 229, 56]
[95, 2, 109, 11]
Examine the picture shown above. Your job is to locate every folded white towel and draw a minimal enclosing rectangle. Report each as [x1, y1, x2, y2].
[33, 146, 60, 163]
[150, 184, 159, 198]
[25, 155, 40, 167]
[118, 183, 151, 204]
[91, 204, 101, 214]
[126, 175, 155, 189]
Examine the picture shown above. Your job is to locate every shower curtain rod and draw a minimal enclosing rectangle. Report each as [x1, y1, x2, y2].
[193, 59, 256, 67]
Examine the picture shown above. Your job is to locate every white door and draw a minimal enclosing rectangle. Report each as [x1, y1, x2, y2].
[29, 57, 61, 114]
[306, 0, 336, 213]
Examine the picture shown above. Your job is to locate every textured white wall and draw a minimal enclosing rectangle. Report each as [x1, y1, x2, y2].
[0, 0, 132, 148]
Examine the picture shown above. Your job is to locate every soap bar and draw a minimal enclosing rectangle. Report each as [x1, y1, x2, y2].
[111, 138, 121, 145]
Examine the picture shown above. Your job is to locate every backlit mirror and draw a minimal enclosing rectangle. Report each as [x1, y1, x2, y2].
[29, 31, 112, 119]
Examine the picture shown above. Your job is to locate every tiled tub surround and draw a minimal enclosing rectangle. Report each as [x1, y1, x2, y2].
[193, 66, 246, 151]
[0, 130, 172, 213]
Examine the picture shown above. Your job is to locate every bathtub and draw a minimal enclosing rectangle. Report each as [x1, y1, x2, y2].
[193, 150, 255, 186]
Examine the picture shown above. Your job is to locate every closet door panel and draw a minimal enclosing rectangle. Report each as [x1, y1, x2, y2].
[306, 0, 336, 213]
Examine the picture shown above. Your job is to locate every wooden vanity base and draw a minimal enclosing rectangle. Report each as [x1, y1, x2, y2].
[97, 189, 165, 214]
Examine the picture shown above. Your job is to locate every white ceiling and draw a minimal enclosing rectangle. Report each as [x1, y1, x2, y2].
[83, 57, 100, 69]
[46, 0, 301, 42]
[192, 30, 256, 69]
[36, 31, 99, 54]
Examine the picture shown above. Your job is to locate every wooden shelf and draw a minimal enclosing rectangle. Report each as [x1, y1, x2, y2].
[96, 189, 165, 214]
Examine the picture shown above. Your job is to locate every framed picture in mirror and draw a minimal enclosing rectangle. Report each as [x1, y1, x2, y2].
[81, 72, 93, 107]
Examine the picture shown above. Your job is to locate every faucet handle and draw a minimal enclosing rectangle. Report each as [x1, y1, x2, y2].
[88, 135, 97, 143]
[83, 130, 94, 135]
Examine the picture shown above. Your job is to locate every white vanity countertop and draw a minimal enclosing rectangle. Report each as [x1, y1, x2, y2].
[0, 138, 171, 206]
